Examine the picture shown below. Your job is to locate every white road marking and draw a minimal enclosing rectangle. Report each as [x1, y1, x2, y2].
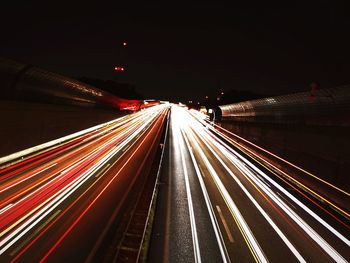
[216, 205, 234, 243]
[182, 128, 231, 263]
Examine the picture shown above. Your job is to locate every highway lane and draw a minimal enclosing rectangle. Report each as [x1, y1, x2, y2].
[149, 107, 228, 263]
[198, 112, 350, 221]
[0, 104, 169, 262]
[149, 105, 350, 262]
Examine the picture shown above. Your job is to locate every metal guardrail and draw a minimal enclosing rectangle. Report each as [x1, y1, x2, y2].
[219, 85, 350, 125]
[136, 109, 170, 262]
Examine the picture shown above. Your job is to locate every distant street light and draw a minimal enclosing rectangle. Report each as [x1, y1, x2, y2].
[217, 91, 224, 101]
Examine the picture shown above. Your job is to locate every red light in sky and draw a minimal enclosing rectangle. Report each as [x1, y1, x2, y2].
[122, 42, 127, 46]
[114, 66, 125, 71]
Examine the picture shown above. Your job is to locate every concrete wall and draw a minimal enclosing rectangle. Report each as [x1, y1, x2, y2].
[0, 101, 126, 157]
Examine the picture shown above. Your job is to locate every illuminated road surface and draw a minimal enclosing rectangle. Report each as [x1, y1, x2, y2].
[149, 105, 350, 263]
[0, 105, 169, 262]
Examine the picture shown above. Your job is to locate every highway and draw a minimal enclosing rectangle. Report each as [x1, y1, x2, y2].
[1, 103, 349, 262]
[149, 105, 350, 262]
[0, 104, 169, 262]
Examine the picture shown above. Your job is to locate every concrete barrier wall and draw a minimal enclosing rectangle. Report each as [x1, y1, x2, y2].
[0, 101, 125, 158]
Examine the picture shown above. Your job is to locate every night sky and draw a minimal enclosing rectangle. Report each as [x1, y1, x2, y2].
[1, 3, 350, 101]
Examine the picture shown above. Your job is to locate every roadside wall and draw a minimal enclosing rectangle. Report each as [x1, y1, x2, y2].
[0, 101, 126, 157]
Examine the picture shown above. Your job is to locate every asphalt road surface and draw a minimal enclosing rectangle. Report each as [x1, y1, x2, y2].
[148, 105, 350, 263]
[0, 104, 169, 262]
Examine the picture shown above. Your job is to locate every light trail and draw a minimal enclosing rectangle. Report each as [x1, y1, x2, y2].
[39, 106, 167, 262]
[0, 105, 169, 260]
[186, 133, 267, 263]
[190, 110, 350, 220]
[172, 107, 268, 263]
[0, 110, 142, 168]
[212, 122, 350, 197]
[189, 107, 349, 261]
[0, 107, 150, 175]
[193, 110, 343, 191]
[2, 105, 349, 262]
[0, 163, 57, 193]
[220, 141, 350, 248]
[181, 128, 231, 263]
[189, 124, 306, 262]
[0, 110, 150, 195]
[0, 204, 13, 215]
[172, 109, 202, 263]
[0, 118, 141, 211]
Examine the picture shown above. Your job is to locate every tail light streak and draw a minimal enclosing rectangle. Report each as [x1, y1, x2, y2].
[39, 107, 167, 262]
[0, 105, 168, 257]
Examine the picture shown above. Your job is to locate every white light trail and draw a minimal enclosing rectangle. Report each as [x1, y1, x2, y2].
[173, 107, 268, 263]
[191, 111, 348, 262]
[0, 163, 57, 193]
[181, 129, 230, 263]
[191, 126, 306, 262]
[172, 108, 202, 263]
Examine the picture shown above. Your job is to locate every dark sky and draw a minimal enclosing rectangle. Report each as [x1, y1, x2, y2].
[1, 3, 350, 101]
